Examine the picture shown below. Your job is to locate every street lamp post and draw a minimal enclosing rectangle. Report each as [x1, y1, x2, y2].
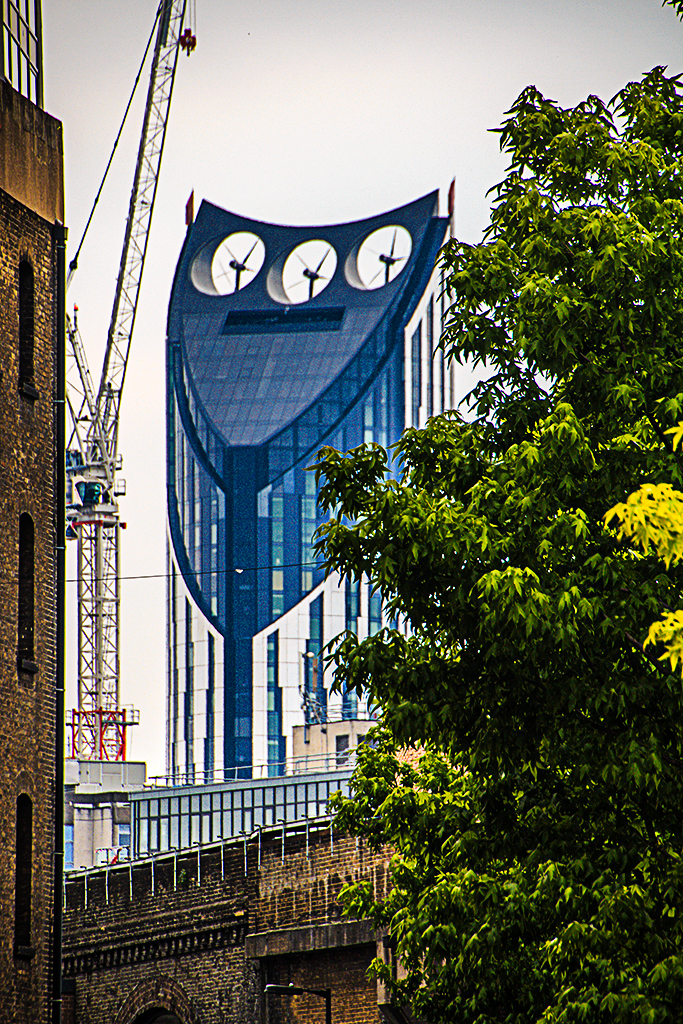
[264, 982, 332, 1024]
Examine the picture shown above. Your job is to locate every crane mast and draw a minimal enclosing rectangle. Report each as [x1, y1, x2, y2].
[66, 0, 192, 761]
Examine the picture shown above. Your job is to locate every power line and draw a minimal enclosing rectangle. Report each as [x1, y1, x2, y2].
[64, 559, 326, 585]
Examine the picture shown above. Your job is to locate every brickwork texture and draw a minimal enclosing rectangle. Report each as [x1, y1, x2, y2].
[0, 78, 63, 1024]
[63, 821, 393, 1024]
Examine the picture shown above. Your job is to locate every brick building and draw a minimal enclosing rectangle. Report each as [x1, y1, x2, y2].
[0, 61, 65, 1024]
[62, 820, 405, 1024]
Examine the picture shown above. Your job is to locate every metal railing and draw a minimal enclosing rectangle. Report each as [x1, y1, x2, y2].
[146, 747, 366, 789]
[64, 814, 337, 887]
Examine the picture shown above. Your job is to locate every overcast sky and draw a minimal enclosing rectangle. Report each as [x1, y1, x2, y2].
[41, 0, 682, 775]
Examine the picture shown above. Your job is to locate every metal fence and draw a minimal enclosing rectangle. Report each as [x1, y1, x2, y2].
[146, 748, 364, 789]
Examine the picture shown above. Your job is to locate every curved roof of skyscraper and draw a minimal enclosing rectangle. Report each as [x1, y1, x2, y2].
[168, 190, 444, 449]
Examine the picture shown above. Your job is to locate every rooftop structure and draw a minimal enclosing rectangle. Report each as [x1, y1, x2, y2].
[64, 760, 146, 871]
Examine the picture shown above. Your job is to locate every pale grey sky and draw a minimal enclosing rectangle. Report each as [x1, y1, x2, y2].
[42, 0, 682, 774]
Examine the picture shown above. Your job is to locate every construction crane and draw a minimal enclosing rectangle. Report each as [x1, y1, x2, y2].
[65, 0, 195, 761]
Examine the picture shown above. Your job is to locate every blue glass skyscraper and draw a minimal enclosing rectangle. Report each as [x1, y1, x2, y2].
[166, 191, 455, 779]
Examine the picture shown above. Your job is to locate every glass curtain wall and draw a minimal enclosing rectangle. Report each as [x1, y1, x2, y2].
[167, 193, 448, 778]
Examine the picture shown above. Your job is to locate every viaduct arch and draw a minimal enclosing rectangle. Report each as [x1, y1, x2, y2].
[116, 975, 199, 1024]
[62, 819, 394, 1024]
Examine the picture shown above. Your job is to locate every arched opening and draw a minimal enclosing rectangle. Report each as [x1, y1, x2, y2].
[15, 793, 33, 952]
[117, 974, 196, 1024]
[17, 512, 35, 670]
[18, 260, 35, 388]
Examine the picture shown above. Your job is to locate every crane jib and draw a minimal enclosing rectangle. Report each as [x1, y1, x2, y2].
[65, 0, 190, 763]
[159, 0, 173, 47]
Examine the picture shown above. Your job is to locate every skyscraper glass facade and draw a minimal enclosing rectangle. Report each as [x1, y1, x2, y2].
[166, 192, 451, 779]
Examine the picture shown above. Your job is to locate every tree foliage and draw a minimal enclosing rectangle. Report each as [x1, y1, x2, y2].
[607, 425, 683, 673]
[314, 53, 683, 1024]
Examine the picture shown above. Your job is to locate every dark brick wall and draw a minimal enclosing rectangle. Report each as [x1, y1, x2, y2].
[0, 83, 63, 1024]
[263, 946, 381, 1024]
[63, 821, 392, 1024]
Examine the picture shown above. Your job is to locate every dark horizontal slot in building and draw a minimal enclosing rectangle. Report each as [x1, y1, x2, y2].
[222, 307, 345, 335]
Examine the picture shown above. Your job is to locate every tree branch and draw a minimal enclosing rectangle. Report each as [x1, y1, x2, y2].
[623, 629, 670, 675]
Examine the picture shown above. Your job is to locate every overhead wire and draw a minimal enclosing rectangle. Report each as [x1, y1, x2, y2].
[61, 6, 325, 589]
[63, 559, 326, 585]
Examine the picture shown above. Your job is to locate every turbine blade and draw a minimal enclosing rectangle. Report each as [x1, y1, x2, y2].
[213, 259, 231, 281]
[315, 248, 331, 273]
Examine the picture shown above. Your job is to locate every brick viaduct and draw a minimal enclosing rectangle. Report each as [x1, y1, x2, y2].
[61, 818, 404, 1024]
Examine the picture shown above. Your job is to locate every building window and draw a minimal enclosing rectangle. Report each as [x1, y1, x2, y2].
[369, 589, 382, 636]
[18, 260, 37, 396]
[210, 489, 219, 616]
[205, 633, 215, 780]
[426, 295, 434, 417]
[343, 578, 359, 719]
[363, 392, 374, 443]
[169, 565, 179, 777]
[336, 733, 350, 766]
[411, 322, 422, 426]
[2, 1, 42, 104]
[15, 794, 32, 952]
[271, 490, 284, 616]
[184, 600, 194, 777]
[267, 632, 284, 775]
[306, 595, 326, 723]
[378, 376, 388, 449]
[64, 824, 74, 870]
[345, 577, 360, 632]
[17, 513, 35, 670]
[116, 822, 131, 852]
[300, 473, 317, 595]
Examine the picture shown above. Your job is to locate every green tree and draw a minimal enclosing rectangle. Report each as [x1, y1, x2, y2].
[607, 467, 683, 674]
[314, 55, 683, 1024]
